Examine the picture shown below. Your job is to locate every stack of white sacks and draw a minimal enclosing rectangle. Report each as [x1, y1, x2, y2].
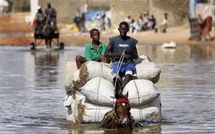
[64, 55, 162, 123]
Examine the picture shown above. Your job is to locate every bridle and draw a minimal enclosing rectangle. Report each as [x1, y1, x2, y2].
[113, 97, 132, 127]
[99, 96, 134, 129]
[114, 97, 131, 112]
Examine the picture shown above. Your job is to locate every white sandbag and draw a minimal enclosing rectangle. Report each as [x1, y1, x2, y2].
[81, 104, 161, 123]
[79, 78, 160, 107]
[64, 92, 161, 123]
[134, 54, 151, 64]
[131, 107, 161, 123]
[73, 61, 113, 89]
[73, 69, 85, 89]
[123, 79, 160, 107]
[135, 62, 161, 83]
[85, 61, 112, 81]
[64, 60, 77, 92]
[64, 92, 87, 122]
[79, 77, 115, 106]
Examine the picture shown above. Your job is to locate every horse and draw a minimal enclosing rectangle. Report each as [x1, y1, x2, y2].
[99, 92, 134, 130]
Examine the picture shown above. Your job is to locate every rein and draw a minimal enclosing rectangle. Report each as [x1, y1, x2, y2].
[113, 50, 126, 88]
[100, 97, 135, 129]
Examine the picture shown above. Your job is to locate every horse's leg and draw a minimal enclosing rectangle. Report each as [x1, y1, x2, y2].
[45, 38, 49, 48]
[113, 76, 123, 98]
[48, 38, 52, 48]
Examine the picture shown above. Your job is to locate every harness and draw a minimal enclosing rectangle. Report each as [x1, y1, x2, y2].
[99, 97, 133, 129]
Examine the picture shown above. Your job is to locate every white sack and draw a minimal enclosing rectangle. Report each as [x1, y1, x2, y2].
[73, 61, 113, 89]
[64, 60, 77, 92]
[123, 79, 160, 107]
[135, 62, 161, 83]
[79, 78, 160, 107]
[64, 92, 161, 123]
[85, 61, 112, 81]
[134, 54, 151, 64]
[79, 77, 115, 106]
[73, 59, 161, 88]
[73, 69, 85, 89]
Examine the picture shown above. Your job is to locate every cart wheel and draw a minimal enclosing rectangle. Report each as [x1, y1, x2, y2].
[59, 42, 64, 49]
[30, 42, 35, 50]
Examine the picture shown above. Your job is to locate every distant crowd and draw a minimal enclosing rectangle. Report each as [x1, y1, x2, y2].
[73, 10, 111, 33]
[125, 12, 168, 34]
[72, 10, 168, 34]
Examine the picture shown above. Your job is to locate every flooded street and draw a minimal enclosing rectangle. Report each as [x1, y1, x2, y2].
[0, 44, 215, 134]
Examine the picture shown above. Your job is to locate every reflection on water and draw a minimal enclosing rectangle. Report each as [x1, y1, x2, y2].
[0, 45, 215, 133]
[32, 51, 60, 87]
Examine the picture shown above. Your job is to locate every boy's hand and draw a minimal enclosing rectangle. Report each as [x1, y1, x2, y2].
[125, 48, 132, 54]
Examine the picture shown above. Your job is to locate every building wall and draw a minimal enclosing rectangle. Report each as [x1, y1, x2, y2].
[10, 0, 214, 27]
[38, 0, 110, 23]
[111, 0, 190, 28]
[150, 0, 190, 27]
[10, 0, 30, 12]
[111, 0, 149, 28]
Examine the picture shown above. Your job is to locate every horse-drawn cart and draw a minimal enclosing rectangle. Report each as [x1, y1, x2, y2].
[30, 31, 64, 50]
[64, 57, 162, 125]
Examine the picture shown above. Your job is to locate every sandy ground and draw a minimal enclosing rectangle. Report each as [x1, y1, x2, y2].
[0, 13, 215, 47]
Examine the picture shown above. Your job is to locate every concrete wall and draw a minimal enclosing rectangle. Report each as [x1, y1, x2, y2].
[10, 0, 30, 12]
[38, 0, 110, 23]
[110, 0, 191, 28]
[150, 0, 190, 27]
[111, 0, 149, 28]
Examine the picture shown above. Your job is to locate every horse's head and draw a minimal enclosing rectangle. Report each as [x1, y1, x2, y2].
[114, 92, 133, 129]
[99, 92, 134, 130]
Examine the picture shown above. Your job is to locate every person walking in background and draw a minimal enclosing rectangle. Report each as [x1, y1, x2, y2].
[106, 17, 111, 30]
[160, 13, 168, 33]
[129, 19, 140, 33]
[150, 14, 156, 30]
[34, 6, 46, 33]
[45, 2, 57, 31]
[197, 14, 212, 41]
[94, 13, 103, 32]
[141, 13, 149, 31]
[73, 10, 82, 32]
[155, 13, 168, 33]
[105, 21, 139, 97]
[125, 15, 132, 25]
[75, 28, 109, 69]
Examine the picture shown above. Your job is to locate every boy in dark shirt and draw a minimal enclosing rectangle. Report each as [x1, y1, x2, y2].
[105, 21, 138, 97]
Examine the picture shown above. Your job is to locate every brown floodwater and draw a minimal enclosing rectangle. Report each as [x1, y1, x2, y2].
[0, 44, 214, 134]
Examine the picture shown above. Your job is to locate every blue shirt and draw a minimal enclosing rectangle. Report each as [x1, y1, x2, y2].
[109, 35, 138, 63]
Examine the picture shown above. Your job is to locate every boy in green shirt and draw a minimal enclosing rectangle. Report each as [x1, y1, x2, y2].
[75, 28, 108, 69]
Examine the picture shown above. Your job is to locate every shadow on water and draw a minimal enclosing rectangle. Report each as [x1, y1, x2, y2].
[0, 44, 215, 133]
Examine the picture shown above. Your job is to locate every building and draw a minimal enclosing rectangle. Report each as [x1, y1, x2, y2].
[0, 0, 9, 14]
[8, 0, 215, 28]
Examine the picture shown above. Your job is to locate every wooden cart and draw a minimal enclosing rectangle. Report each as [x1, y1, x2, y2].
[30, 32, 64, 50]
